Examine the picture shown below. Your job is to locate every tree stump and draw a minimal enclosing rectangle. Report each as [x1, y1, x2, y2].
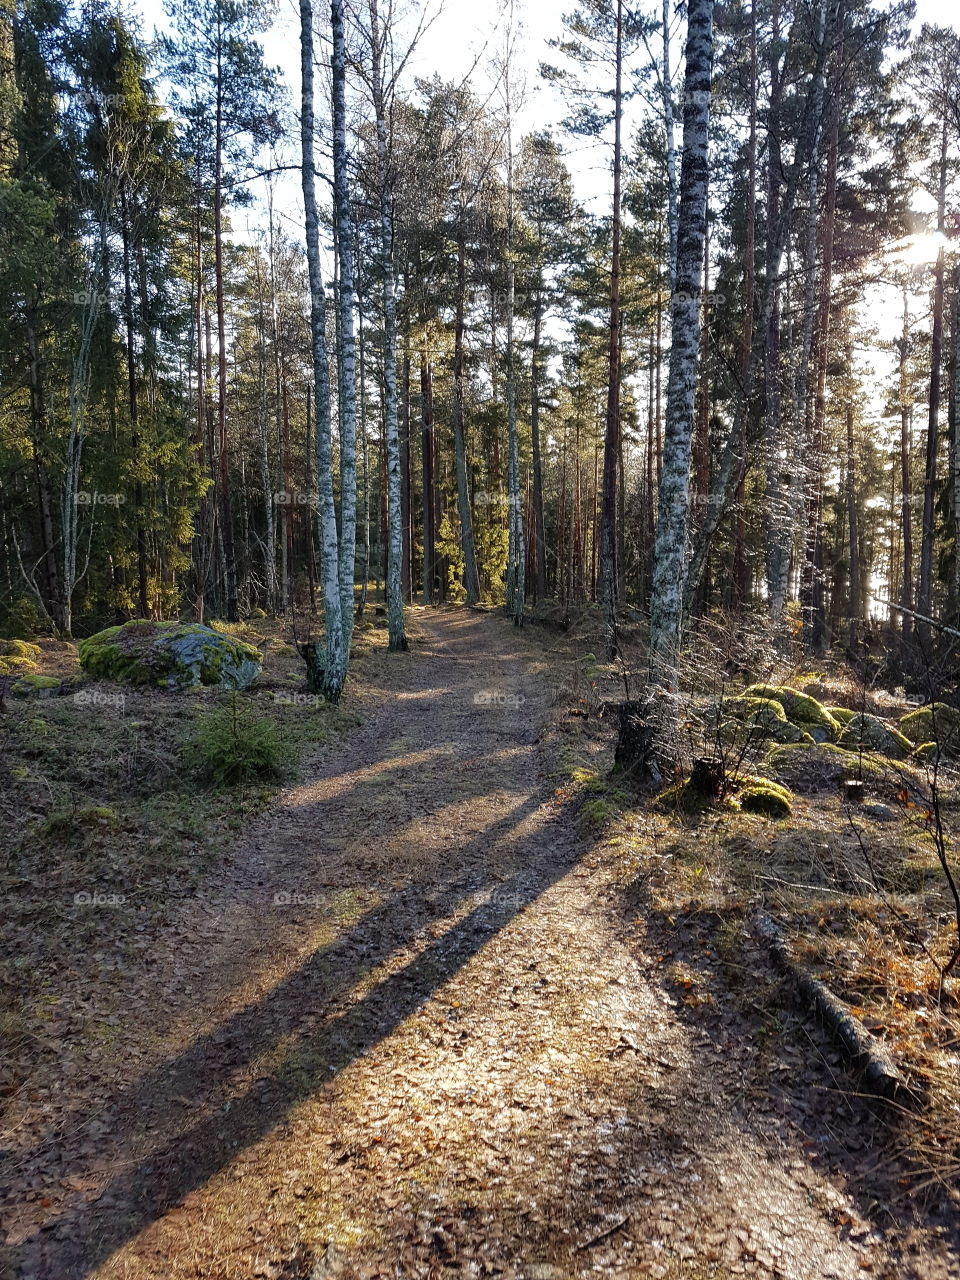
[843, 779, 864, 805]
[613, 700, 655, 777]
[689, 756, 725, 801]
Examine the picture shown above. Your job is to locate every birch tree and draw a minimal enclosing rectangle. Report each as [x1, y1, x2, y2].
[331, 0, 359, 650]
[300, 0, 346, 699]
[648, 0, 713, 688]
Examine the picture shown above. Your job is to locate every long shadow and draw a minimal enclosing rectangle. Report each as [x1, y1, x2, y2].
[12, 791, 586, 1279]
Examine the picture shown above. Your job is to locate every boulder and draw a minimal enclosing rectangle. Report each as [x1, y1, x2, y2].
[736, 776, 793, 818]
[78, 620, 262, 690]
[743, 684, 841, 738]
[762, 742, 892, 794]
[10, 674, 61, 698]
[899, 702, 960, 752]
[837, 712, 912, 759]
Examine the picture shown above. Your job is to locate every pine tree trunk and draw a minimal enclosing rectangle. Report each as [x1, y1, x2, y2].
[421, 348, 436, 603]
[213, 48, 238, 623]
[598, 0, 623, 653]
[367, 0, 407, 649]
[918, 122, 948, 630]
[453, 227, 481, 603]
[846, 401, 861, 652]
[530, 297, 548, 600]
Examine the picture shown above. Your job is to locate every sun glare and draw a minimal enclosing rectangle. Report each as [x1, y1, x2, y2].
[890, 230, 953, 263]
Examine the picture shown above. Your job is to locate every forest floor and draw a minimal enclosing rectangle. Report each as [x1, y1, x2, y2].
[2, 607, 959, 1279]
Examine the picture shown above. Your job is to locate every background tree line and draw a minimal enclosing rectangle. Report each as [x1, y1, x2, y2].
[2, 0, 958, 695]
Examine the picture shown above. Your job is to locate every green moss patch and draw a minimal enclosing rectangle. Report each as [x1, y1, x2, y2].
[733, 775, 793, 819]
[0, 638, 42, 676]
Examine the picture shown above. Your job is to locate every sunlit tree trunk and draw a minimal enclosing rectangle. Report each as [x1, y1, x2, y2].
[300, 0, 346, 699]
[332, 0, 358, 649]
[649, 0, 714, 688]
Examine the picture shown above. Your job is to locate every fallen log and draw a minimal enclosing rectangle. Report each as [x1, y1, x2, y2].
[755, 912, 916, 1105]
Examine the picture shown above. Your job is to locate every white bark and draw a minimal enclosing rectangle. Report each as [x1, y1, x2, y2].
[332, 0, 358, 651]
[663, 0, 678, 290]
[649, 0, 713, 687]
[300, 0, 346, 699]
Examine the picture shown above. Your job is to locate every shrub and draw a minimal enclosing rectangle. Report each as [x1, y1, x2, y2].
[181, 696, 292, 787]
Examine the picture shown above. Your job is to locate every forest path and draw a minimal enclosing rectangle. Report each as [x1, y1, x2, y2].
[9, 608, 915, 1279]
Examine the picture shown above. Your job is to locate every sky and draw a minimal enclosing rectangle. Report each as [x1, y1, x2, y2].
[130, 0, 960, 243]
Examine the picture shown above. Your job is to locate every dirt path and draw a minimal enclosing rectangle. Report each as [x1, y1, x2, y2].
[3, 609, 941, 1279]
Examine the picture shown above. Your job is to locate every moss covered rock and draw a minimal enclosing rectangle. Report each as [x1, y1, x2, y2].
[837, 712, 912, 759]
[898, 702, 960, 752]
[0, 638, 41, 676]
[78, 621, 262, 690]
[913, 741, 940, 764]
[734, 775, 793, 818]
[743, 684, 841, 738]
[10, 674, 61, 698]
[825, 706, 857, 726]
[762, 741, 901, 795]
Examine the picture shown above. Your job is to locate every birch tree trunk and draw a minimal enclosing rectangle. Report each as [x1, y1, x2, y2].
[662, 0, 678, 289]
[300, 0, 346, 699]
[367, 0, 407, 649]
[332, 0, 358, 649]
[648, 0, 713, 689]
